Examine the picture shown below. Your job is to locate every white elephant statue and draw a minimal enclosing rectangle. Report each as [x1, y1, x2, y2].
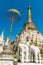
[17, 42, 41, 63]
[30, 44, 41, 63]
[17, 43, 30, 62]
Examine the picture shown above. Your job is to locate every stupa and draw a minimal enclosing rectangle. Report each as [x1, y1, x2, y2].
[0, 31, 14, 65]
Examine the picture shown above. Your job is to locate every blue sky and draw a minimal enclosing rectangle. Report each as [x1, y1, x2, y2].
[0, 0, 43, 42]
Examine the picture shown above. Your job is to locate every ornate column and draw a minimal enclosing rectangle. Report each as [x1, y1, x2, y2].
[21, 45, 25, 62]
[25, 44, 29, 62]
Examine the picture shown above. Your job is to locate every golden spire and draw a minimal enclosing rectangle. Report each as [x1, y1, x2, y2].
[28, 5, 32, 22]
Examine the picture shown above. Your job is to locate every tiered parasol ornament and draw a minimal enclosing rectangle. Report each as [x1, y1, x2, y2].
[6, 9, 21, 37]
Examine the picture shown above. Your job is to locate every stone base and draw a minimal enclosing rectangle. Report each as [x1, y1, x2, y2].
[0, 60, 14, 65]
[17, 63, 43, 65]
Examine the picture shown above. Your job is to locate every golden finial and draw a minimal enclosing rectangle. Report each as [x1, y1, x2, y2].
[28, 5, 31, 19]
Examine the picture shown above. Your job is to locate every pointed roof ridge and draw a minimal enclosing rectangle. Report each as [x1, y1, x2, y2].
[0, 30, 4, 45]
[1, 30, 4, 38]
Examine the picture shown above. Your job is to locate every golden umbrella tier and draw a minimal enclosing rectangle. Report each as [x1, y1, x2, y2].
[6, 9, 21, 37]
[7, 9, 21, 16]
[6, 9, 21, 22]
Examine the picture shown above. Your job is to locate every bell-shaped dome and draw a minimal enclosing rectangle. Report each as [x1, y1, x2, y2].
[22, 5, 37, 31]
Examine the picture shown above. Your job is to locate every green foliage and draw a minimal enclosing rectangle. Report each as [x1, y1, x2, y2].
[40, 48, 43, 54]
[13, 54, 17, 58]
